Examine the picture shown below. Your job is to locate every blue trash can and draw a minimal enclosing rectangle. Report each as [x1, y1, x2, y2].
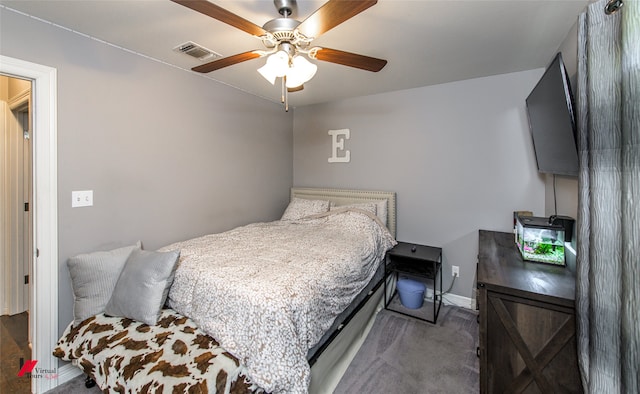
[397, 277, 426, 309]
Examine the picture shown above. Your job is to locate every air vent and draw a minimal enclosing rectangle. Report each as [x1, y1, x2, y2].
[173, 41, 221, 61]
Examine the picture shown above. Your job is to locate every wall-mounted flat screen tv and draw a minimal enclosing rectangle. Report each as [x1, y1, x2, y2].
[525, 52, 579, 177]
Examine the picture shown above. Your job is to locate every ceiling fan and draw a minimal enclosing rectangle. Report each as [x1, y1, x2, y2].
[171, 0, 387, 110]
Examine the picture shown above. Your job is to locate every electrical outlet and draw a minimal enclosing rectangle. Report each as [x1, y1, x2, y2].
[72, 190, 93, 208]
[452, 265, 460, 277]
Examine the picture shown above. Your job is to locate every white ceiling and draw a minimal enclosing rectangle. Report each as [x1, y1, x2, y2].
[1, 0, 589, 108]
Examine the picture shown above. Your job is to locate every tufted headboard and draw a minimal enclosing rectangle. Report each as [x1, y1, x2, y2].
[290, 187, 397, 239]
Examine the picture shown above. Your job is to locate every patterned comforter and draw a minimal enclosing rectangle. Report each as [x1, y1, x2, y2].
[54, 309, 262, 393]
[164, 208, 396, 393]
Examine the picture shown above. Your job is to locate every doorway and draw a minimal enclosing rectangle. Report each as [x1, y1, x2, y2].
[1, 55, 58, 394]
[1, 75, 33, 393]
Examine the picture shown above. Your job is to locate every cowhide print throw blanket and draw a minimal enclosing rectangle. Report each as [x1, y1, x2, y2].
[53, 309, 263, 393]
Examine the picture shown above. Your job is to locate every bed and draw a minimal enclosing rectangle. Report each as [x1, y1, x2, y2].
[54, 187, 397, 394]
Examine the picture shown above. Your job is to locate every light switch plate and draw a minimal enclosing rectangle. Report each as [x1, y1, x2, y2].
[72, 190, 93, 207]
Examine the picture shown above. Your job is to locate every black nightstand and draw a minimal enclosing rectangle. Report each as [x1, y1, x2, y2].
[384, 241, 443, 323]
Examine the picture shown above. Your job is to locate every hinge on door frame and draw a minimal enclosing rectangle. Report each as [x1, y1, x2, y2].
[24, 202, 29, 212]
[24, 275, 29, 285]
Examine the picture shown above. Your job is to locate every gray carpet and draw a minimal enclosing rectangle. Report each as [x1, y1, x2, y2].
[48, 305, 479, 394]
[45, 370, 100, 394]
[334, 305, 479, 394]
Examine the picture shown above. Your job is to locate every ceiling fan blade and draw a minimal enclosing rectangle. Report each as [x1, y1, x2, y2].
[287, 85, 304, 93]
[297, 0, 377, 39]
[192, 51, 263, 73]
[171, 0, 267, 37]
[313, 48, 387, 72]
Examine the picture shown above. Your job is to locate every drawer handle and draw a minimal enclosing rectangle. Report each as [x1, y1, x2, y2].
[477, 347, 480, 358]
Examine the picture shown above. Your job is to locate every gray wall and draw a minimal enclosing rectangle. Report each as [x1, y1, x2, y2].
[1, 8, 293, 335]
[293, 69, 547, 299]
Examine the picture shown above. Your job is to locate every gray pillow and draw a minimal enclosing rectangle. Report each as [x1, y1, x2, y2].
[67, 241, 141, 326]
[104, 248, 180, 325]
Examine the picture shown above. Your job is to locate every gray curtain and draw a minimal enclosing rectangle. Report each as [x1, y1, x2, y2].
[576, 0, 639, 393]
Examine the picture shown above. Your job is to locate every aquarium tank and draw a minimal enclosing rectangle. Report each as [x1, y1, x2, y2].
[515, 215, 566, 266]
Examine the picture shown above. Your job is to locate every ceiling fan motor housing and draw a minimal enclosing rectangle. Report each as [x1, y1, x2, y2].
[262, 17, 306, 48]
[263, 17, 300, 36]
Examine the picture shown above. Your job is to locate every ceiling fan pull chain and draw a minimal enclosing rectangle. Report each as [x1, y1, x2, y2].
[284, 77, 289, 112]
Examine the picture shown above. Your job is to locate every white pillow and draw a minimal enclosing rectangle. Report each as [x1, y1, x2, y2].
[330, 202, 377, 216]
[67, 241, 141, 326]
[281, 198, 330, 220]
[330, 199, 388, 226]
[373, 199, 388, 227]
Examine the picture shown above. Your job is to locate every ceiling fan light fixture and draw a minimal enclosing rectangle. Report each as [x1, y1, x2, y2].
[257, 50, 290, 84]
[257, 63, 277, 85]
[285, 55, 317, 88]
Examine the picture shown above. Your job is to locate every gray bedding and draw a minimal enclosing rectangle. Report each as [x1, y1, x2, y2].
[163, 208, 396, 393]
[306, 261, 386, 362]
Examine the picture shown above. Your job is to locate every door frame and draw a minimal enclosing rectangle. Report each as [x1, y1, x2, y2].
[6, 91, 31, 316]
[1, 55, 58, 394]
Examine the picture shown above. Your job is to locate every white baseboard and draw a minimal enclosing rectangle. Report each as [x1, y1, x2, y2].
[441, 293, 475, 310]
[55, 363, 82, 388]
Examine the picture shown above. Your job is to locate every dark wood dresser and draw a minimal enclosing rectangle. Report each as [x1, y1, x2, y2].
[477, 230, 582, 393]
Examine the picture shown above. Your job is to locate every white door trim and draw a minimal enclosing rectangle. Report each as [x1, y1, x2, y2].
[0, 100, 7, 316]
[1, 55, 58, 394]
